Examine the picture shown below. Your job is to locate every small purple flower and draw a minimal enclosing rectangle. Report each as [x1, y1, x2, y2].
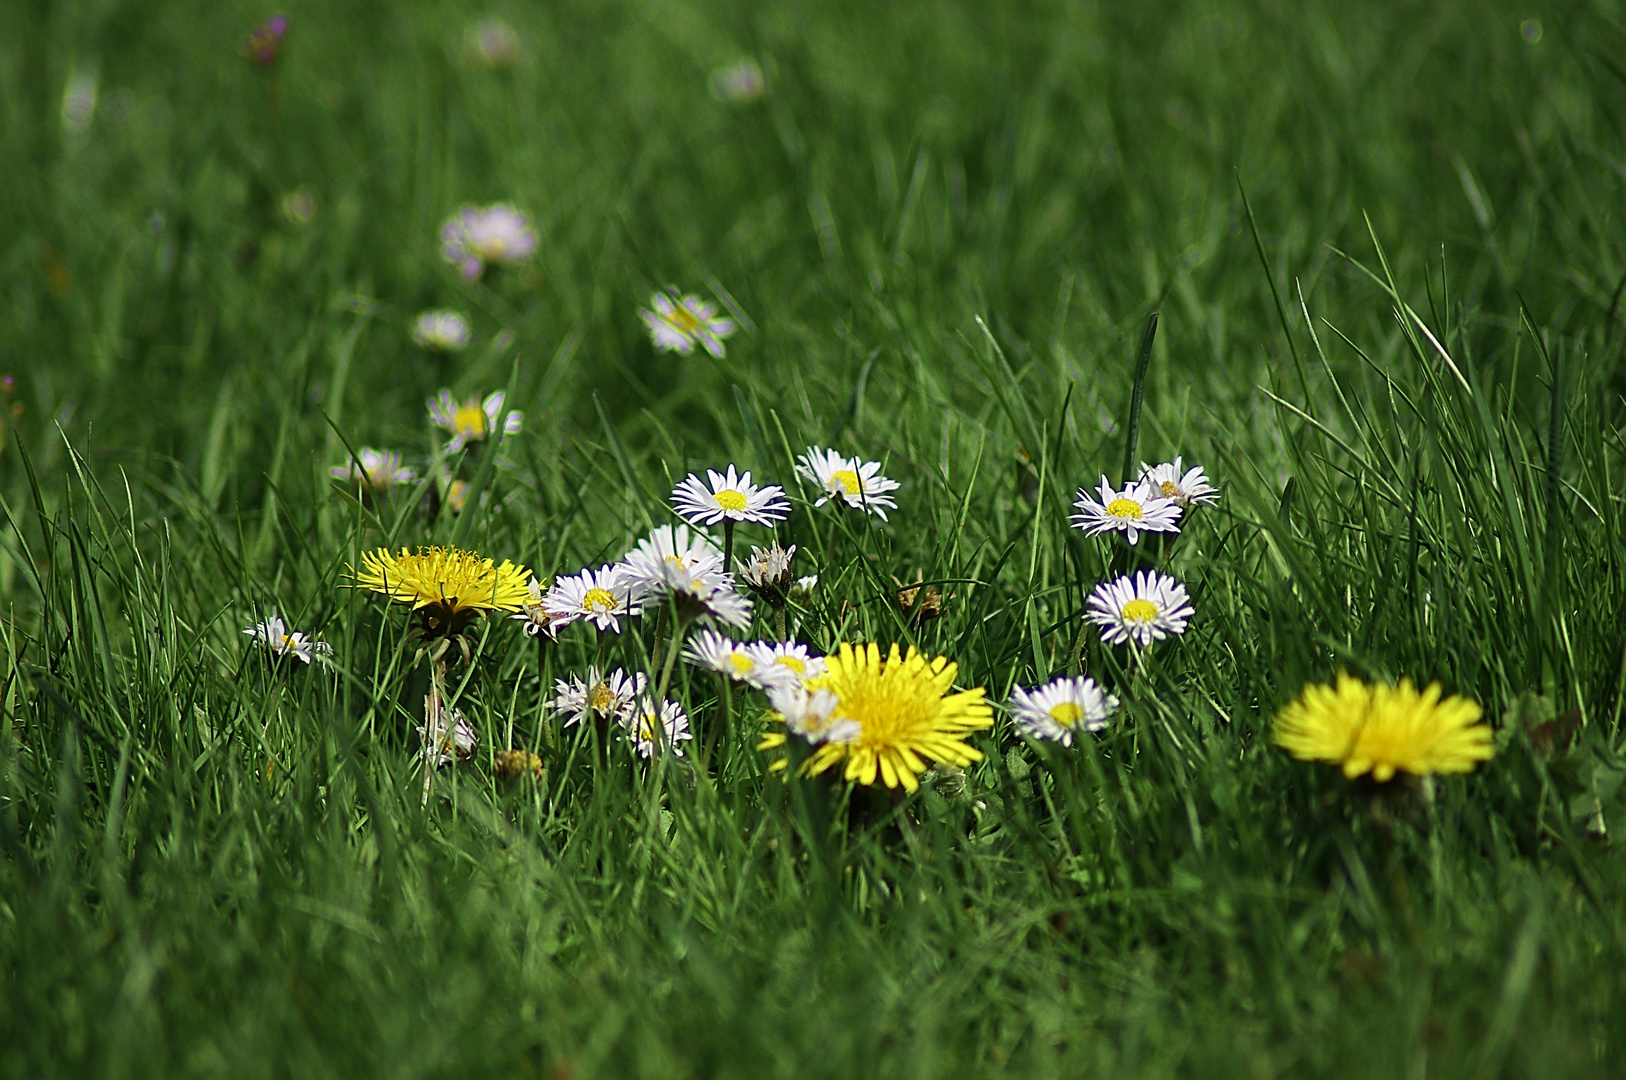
[243, 15, 289, 66]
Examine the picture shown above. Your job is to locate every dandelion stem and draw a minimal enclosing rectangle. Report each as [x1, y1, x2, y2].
[422, 658, 446, 807]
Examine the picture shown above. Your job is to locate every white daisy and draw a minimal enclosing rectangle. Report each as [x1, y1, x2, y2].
[640, 291, 736, 357]
[544, 565, 642, 633]
[1139, 457, 1219, 507]
[620, 524, 724, 596]
[329, 448, 416, 492]
[440, 204, 538, 279]
[684, 629, 761, 681]
[743, 641, 827, 690]
[789, 575, 818, 602]
[634, 556, 753, 628]
[1086, 571, 1194, 647]
[418, 704, 478, 765]
[511, 578, 555, 638]
[552, 668, 646, 727]
[624, 699, 693, 758]
[243, 614, 332, 665]
[411, 310, 472, 352]
[1071, 476, 1182, 545]
[671, 465, 789, 527]
[766, 684, 860, 746]
[428, 389, 523, 452]
[1008, 676, 1120, 747]
[796, 447, 900, 519]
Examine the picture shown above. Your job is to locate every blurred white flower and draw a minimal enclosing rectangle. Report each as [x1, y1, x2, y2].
[625, 699, 692, 758]
[709, 59, 766, 102]
[465, 17, 521, 68]
[329, 448, 416, 493]
[412, 310, 472, 351]
[428, 389, 522, 452]
[767, 684, 858, 746]
[640, 292, 735, 357]
[440, 204, 538, 279]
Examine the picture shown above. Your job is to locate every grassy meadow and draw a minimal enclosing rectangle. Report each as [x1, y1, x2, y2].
[4, 0, 1626, 1075]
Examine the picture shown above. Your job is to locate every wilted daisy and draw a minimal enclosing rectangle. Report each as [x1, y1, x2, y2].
[625, 699, 692, 758]
[1086, 571, 1194, 647]
[796, 642, 992, 792]
[465, 17, 520, 68]
[709, 59, 766, 102]
[744, 640, 827, 689]
[440, 204, 538, 279]
[544, 565, 642, 633]
[640, 291, 735, 357]
[351, 545, 532, 639]
[797, 447, 900, 519]
[243, 613, 332, 666]
[553, 667, 646, 726]
[329, 448, 417, 493]
[767, 684, 859, 745]
[1139, 457, 1218, 507]
[1071, 476, 1182, 545]
[685, 629, 760, 681]
[1274, 673, 1493, 782]
[412, 310, 472, 352]
[736, 543, 797, 603]
[428, 389, 523, 452]
[494, 748, 543, 781]
[418, 704, 478, 765]
[672, 466, 789, 528]
[1009, 676, 1120, 747]
[511, 578, 554, 638]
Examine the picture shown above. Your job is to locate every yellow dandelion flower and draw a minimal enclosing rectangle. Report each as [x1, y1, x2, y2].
[1273, 672, 1493, 781]
[350, 546, 532, 636]
[800, 642, 992, 793]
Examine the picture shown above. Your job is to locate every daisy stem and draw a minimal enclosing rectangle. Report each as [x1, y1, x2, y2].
[422, 658, 446, 807]
[773, 603, 787, 643]
[1071, 616, 1091, 676]
[653, 611, 693, 726]
[723, 520, 735, 576]
[705, 673, 731, 770]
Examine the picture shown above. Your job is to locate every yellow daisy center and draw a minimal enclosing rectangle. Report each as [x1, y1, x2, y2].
[775, 656, 806, 674]
[729, 653, 756, 674]
[280, 635, 297, 649]
[1048, 702, 1084, 727]
[453, 403, 487, 437]
[714, 488, 748, 511]
[831, 470, 861, 495]
[1122, 599, 1159, 623]
[1160, 481, 1181, 498]
[589, 684, 615, 712]
[1106, 498, 1143, 519]
[665, 306, 704, 334]
[583, 587, 617, 613]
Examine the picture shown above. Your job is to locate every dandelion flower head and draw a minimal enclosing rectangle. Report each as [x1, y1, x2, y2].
[799, 642, 992, 792]
[1274, 673, 1493, 781]
[350, 546, 532, 637]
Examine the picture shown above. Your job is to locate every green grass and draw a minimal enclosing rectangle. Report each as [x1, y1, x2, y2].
[4, 0, 1626, 1075]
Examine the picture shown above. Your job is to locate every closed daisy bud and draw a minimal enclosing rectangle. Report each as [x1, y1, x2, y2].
[736, 543, 797, 605]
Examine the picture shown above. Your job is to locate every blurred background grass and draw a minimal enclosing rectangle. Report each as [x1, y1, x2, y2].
[3, 0, 1626, 1076]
